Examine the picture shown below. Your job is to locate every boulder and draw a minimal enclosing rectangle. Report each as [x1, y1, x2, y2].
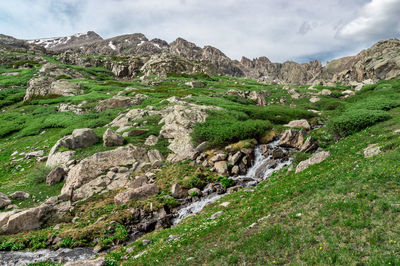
[364, 144, 381, 158]
[24, 150, 44, 159]
[214, 161, 228, 175]
[114, 184, 159, 205]
[46, 167, 67, 186]
[296, 151, 330, 173]
[61, 145, 149, 197]
[145, 135, 159, 146]
[10, 191, 30, 200]
[147, 150, 164, 163]
[185, 81, 205, 88]
[61, 128, 98, 149]
[131, 176, 148, 189]
[320, 89, 332, 96]
[228, 151, 242, 165]
[210, 153, 227, 162]
[0, 193, 11, 209]
[285, 119, 311, 130]
[171, 183, 188, 198]
[309, 96, 320, 103]
[279, 129, 307, 149]
[300, 137, 319, 153]
[103, 128, 124, 147]
[95, 95, 148, 112]
[46, 151, 75, 168]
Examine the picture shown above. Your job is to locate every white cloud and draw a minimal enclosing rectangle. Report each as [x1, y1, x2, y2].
[338, 0, 400, 41]
[0, 0, 398, 63]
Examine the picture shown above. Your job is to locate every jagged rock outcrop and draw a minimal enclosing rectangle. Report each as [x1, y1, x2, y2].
[61, 145, 150, 198]
[27, 31, 103, 50]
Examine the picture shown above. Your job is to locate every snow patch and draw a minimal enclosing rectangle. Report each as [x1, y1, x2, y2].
[108, 41, 116, 50]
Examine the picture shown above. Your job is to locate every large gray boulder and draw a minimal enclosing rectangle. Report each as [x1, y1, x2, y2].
[103, 128, 124, 147]
[61, 128, 98, 149]
[284, 120, 311, 130]
[24, 78, 83, 102]
[61, 145, 149, 198]
[279, 129, 308, 149]
[10, 191, 30, 200]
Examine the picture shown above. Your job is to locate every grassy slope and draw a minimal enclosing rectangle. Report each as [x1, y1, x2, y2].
[119, 108, 400, 265]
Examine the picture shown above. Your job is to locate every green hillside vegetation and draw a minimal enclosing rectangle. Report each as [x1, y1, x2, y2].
[0, 49, 399, 265]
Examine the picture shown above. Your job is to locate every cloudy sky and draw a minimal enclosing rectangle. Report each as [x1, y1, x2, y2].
[1, 0, 400, 63]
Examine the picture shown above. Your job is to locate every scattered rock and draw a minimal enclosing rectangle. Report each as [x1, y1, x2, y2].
[220, 202, 231, 207]
[364, 144, 381, 158]
[123, 129, 149, 137]
[24, 150, 44, 159]
[214, 161, 228, 175]
[210, 211, 224, 220]
[309, 96, 320, 103]
[144, 135, 158, 146]
[296, 151, 330, 173]
[10, 191, 30, 200]
[0, 193, 12, 208]
[46, 167, 67, 186]
[103, 128, 124, 147]
[320, 89, 332, 96]
[185, 81, 205, 88]
[166, 234, 182, 242]
[142, 239, 152, 246]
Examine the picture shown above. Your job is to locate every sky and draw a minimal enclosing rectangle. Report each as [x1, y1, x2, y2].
[1, 0, 400, 63]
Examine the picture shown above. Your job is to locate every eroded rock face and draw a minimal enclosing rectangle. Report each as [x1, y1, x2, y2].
[280, 129, 308, 149]
[61, 145, 149, 197]
[296, 151, 330, 173]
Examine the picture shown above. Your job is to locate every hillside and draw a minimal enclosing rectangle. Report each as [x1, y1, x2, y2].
[0, 34, 399, 265]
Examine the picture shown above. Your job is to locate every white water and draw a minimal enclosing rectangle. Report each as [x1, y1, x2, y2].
[173, 140, 292, 225]
[0, 248, 96, 266]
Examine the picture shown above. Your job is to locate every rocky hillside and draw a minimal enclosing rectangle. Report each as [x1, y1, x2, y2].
[0, 33, 400, 265]
[22, 31, 400, 86]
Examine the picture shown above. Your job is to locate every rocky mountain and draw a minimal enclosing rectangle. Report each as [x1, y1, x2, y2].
[6, 31, 399, 86]
[26, 31, 103, 51]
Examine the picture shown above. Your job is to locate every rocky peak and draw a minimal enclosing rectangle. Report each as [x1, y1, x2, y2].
[169, 38, 202, 60]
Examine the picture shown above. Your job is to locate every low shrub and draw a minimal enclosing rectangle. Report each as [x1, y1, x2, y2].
[327, 109, 390, 140]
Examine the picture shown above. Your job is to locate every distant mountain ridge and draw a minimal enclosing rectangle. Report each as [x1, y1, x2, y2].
[1, 31, 398, 85]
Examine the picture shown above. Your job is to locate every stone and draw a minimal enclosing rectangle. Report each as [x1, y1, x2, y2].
[24, 150, 44, 159]
[320, 89, 332, 96]
[195, 142, 208, 153]
[285, 119, 311, 130]
[364, 144, 381, 158]
[185, 81, 205, 88]
[228, 151, 242, 165]
[0, 193, 11, 208]
[46, 167, 66, 186]
[46, 151, 75, 168]
[220, 202, 231, 207]
[103, 128, 124, 147]
[309, 96, 320, 103]
[114, 184, 159, 205]
[296, 151, 330, 173]
[61, 128, 98, 149]
[24, 77, 83, 101]
[342, 90, 355, 96]
[62, 145, 149, 197]
[95, 95, 147, 112]
[166, 234, 182, 242]
[210, 211, 224, 220]
[147, 150, 164, 163]
[188, 188, 201, 197]
[210, 153, 227, 162]
[144, 135, 158, 146]
[214, 161, 228, 175]
[231, 165, 240, 176]
[10, 191, 30, 200]
[279, 129, 307, 149]
[171, 183, 188, 199]
[300, 137, 318, 153]
[142, 239, 152, 246]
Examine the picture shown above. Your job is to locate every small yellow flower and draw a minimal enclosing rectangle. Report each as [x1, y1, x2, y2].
[320, 247, 322, 250]
[273, 261, 276, 264]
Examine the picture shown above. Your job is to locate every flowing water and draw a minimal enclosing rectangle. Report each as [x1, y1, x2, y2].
[173, 139, 291, 225]
[0, 141, 292, 265]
